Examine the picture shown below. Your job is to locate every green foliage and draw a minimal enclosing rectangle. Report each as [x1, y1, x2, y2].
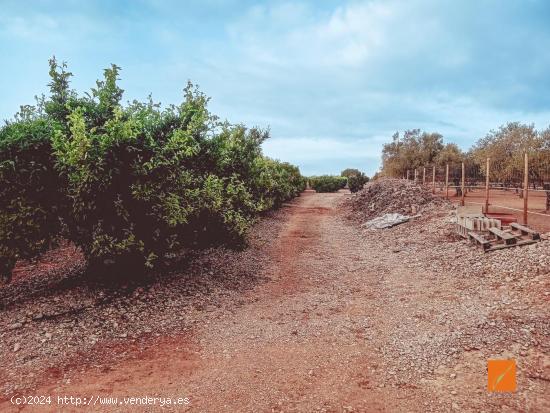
[0, 60, 305, 281]
[309, 175, 347, 193]
[340, 169, 369, 193]
[379, 123, 550, 186]
[0, 118, 65, 282]
[469, 122, 549, 185]
[348, 174, 369, 193]
[435, 143, 463, 166]
[250, 157, 306, 211]
[381, 129, 455, 177]
[340, 168, 361, 178]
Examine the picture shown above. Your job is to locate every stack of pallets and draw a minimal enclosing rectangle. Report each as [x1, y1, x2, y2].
[455, 206, 541, 252]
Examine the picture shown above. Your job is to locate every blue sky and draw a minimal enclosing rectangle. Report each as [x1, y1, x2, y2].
[1, 0, 550, 176]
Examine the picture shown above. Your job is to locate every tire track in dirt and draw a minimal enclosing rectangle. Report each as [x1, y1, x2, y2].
[3, 191, 426, 412]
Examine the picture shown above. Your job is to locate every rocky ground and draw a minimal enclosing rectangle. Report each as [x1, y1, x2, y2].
[343, 180, 550, 412]
[0, 210, 285, 399]
[0, 180, 549, 412]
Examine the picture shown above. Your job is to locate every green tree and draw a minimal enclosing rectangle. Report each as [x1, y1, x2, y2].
[435, 143, 464, 166]
[469, 122, 544, 186]
[341, 168, 369, 192]
[0, 60, 306, 283]
[381, 129, 444, 177]
[341, 168, 362, 178]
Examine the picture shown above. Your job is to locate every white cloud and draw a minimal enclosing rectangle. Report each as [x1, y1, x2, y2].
[264, 136, 382, 160]
[0, 14, 60, 40]
[2, 0, 550, 175]
[262, 136, 386, 176]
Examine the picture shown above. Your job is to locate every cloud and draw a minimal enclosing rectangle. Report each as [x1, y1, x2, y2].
[262, 136, 384, 176]
[0, 14, 60, 40]
[1, 0, 550, 176]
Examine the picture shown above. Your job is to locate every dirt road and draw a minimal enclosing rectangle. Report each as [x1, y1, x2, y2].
[2, 191, 548, 412]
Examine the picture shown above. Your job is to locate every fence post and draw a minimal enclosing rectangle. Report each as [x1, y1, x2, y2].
[445, 164, 449, 199]
[461, 162, 465, 206]
[406, 170, 410, 180]
[523, 152, 529, 225]
[423, 167, 426, 185]
[485, 158, 490, 214]
[414, 169, 417, 182]
[432, 166, 436, 194]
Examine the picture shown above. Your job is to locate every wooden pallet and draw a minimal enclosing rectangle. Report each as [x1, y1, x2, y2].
[468, 231, 491, 251]
[467, 225, 540, 252]
[488, 227, 516, 245]
[510, 223, 541, 240]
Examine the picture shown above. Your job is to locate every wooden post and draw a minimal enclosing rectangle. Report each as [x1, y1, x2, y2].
[414, 169, 417, 182]
[432, 166, 436, 194]
[484, 158, 490, 214]
[523, 152, 529, 225]
[544, 183, 550, 212]
[461, 162, 465, 206]
[445, 164, 449, 199]
[423, 167, 426, 185]
[406, 170, 410, 180]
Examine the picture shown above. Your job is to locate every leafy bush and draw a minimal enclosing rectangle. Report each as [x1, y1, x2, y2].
[250, 157, 306, 211]
[347, 174, 369, 193]
[340, 168, 362, 178]
[0, 117, 65, 283]
[341, 169, 369, 193]
[309, 175, 347, 192]
[0, 59, 306, 282]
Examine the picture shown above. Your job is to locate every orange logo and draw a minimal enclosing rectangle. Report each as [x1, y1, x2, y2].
[487, 359, 516, 392]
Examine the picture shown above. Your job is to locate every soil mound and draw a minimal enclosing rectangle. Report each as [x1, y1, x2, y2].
[345, 178, 450, 222]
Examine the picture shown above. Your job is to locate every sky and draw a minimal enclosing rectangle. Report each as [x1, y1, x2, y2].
[1, 0, 550, 176]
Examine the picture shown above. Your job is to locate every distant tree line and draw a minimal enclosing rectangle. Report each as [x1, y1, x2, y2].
[308, 169, 369, 193]
[380, 123, 550, 186]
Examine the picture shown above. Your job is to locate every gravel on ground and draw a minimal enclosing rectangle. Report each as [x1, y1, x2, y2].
[1, 182, 548, 412]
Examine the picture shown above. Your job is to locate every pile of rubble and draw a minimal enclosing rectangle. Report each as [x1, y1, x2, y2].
[357, 206, 550, 412]
[344, 178, 450, 223]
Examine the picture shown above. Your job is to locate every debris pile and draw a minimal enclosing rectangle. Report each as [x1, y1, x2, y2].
[345, 178, 450, 223]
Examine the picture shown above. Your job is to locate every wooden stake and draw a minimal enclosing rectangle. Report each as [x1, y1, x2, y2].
[414, 169, 417, 182]
[423, 167, 426, 185]
[445, 164, 449, 199]
[461, 162, 465, 206]
[523, 152, 529, 225]
[485, 158, 490, 214]
[432, 166, 436, 194]
[406, 170, 410, 180]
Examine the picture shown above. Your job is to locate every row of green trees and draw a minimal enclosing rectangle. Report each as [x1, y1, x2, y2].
[380, 124, 550, 184]
[309, 169, 369, 193]
[381, 129, 462, 177]
[309, 175, 347, 193]
[0, 60, 306, 283]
